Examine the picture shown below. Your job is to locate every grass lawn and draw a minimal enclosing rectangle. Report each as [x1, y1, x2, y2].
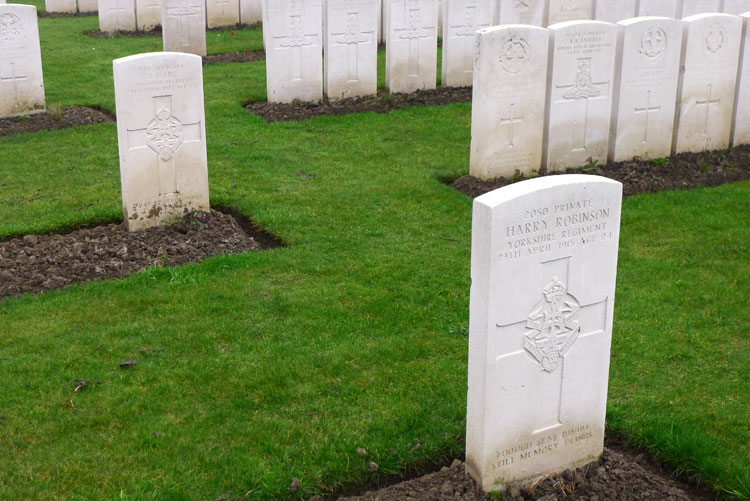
[0, 6, 748, 500]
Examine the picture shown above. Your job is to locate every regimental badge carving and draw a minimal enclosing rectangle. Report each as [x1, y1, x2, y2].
[563, 60, 601, 99]
[498, 36, 530, 74]
[146, 106, 184, 161]
[705, 24, 725, 54]
[0, 13, 23, 42]
[524, 278, 581, 372]
[640, 27, 667, 58]
[514, 0, 532, 9]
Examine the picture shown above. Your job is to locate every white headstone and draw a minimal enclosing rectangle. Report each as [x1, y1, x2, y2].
[45, 0, 77, 13]
[544, 20, 617, 171]
[681, 0, 721, 17]
[673, 13, 743, 153]
[240, 0, 261, 24]
[470, 25, 549, 179]
[466, 174, 622, 492]
[263, 0, 323, 103]
[731, 13, 750, 145]
[547, 0, 593, 26]
[609, 17, 683, 162]
[0, 5, 45, 119]
[593, 0, 635, 23]
[724, 0, 750, 14]
[161, 0, 207, 56]
[99, 0, 136, 32]
[386, 0, 438, 93]
[78, 0, 99, 13]
[113, 52, 209, 232]
[637, 0, 680, 18]
[495, 0, 547, 26]
[206, 0, 239, 28]
[442, 0, 493, 87]
[136, 0, 162, 30]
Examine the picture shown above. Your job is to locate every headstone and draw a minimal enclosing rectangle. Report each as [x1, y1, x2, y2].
[609, 17, 683, 162]
[681, 0, 721, 17]
[495, 0, 547, 26]
[136, 0, 162, 30]
[78, 0, 99, 13]
[547, 0, 593, 26]
[206, 0, 239, 28]
[45, 0, 78, 14]
[161, 0, 207, 56]
[99, 0, 137, 32]
[442, 0, 493, 87]
[240, 0, 261, 24]
[593, 0, 635, 23]
[673, 13, 742, 153]
[470, 25, 549, 179]
[731, 12, 750, 145]
[113, 52, 209, 232]
[544, 20, 617, 171]
[637, 0, 680, 18]
[466, 174, 622, 492]
[0, 5, 45, 119]
[324, 0, 378, 100]
[724, 0, 750, 14]
[386, 0, 438, 93]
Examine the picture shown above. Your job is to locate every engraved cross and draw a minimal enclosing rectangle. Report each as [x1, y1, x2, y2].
[111, 0, 132, 27]
[166, 1, 203, 48]
[394, 8, 434, 77]
[450, 4, 487, 73]
[331, 12, 374, 82]
[273, 14, 318, 81]
[499, 103, 524, 148]
[633, 90, 660, 144]
[0, 62, 28, 106]
[696, 84, 720, 135]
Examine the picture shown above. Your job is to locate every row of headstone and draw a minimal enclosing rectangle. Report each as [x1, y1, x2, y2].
[470, 13, 749, 180]
[45, 0, 98, 14]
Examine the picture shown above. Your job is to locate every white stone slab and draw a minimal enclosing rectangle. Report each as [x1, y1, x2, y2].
[466, 174, 622, 492]
[240, 0, 261, 24]
[113, 52, 209, 232]
[724, 0, 750, 14]
[673, 13, 743, 152]
[136, 0, 162, 30]
[547, 0, 593, 26]
[609, 17, 683, 162]
[544, 20, 617, 171]
[386, 0, 438, 93]
[324, 0, 378, 100]
[99, 0, 136, 32]
[470, 25, 549, 179]
[0, 5, 45, 119]
[593, 0, 635, 23]
[442, 0, 493, 87]
[732, 13, 750, 145]
[161, 0, 206, 56]
[638, 0, 681, 18]
[681, 0, 721, 17]
[495, 0, 547, 26]
[206, 0, 239, 28]
[78, 0, 99, 13]
[45, 0, 77, 14]
[263, 0, 323, 103]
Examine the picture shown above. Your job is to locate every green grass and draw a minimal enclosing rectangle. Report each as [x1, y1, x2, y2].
[1, 6, 749, 500]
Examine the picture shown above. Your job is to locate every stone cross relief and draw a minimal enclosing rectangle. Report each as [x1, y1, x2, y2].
[394, 7, 434, 77]
[696, 83, 721, 147]
[499, 103, 524, 148]
[495, 256, 608, 434]
[331, 12, 374, 82]
[449, 5, 487, 73]
[274, 14, 318, 81]
[633, 90, 661, 144]
[126, 95, 202, 196]
[110, 0, 133, 28]
[214, 0, 231, 20]
[166, 1, 203, 48]
[0, 61, 27, 107]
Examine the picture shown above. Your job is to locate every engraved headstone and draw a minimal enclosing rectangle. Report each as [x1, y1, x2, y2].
[731, 12, 750, 145]
[547, 0, 593, 26]
[206, 0, 239, 28]
[45, 0, 78, 14]
[136, 0, 162, 30]
[470, 25, 549, 179]
[0, 4, 45, 119]
[324, 0, 378, 100]
[78, 0, 99, 13]
[724, 0, 750, 14]
[99, 0, 137, 32]
[593, 0, 635, 23]
[263, 0, 323, 103]
[466, 174, 622, 492]
[495, 0, 547, 26]
[113, 52, 209, 232]
[240, 0, 261, 24]
[442, 0, 493, 87]
[609, 17, 683, 162]
[386, 0, 438, 93]
[637, 0, 681, 18]
[681, 0, 721, 17]
[673, 13, 742, 153]
[544, 20, 617, 171]
[161, 0, 207, 56]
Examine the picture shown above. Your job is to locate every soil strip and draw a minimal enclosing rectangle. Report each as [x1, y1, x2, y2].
[38, 11, 97, 18]
[202, 51, 265, 65]
[0, 106, 114, 137]
[86, 23, 259, 38]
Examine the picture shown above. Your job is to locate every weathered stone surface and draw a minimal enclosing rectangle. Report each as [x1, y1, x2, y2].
[78, 0, 99, 13]
[386, 0, 438, 93]
[637, 0, 680, 18]
[136, 0, 162, 30]
[593, 0, 635, 23]
[442, 0, 493, 87]
[161, 0, 207, 56]
[113, 52, 210, 232]
[45, 0, 77, 13]
[99, 0, 137, 32]
[732, 13, 750, 145]
[547, 0, 593, 26]
[0, 4, 45, 119]
[206, 0, 239, 28]
[240, 0, 261, 24]
[724, 0, 750, 14]
[495, 0, 546, 25]
[681, 0, 721, 17]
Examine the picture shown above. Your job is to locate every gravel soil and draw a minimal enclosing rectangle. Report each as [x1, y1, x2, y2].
[0, 106, 113, 137]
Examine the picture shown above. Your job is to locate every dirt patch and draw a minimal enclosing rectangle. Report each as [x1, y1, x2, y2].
[86, 27, 162, 38]
[246, 86, 473, 122]
[203, 50, 265, 65]
[451, 145, 750, 198]
[0, 210, 281, 300]
[38, 11, 97, 18]
[0, 106, 114, 137]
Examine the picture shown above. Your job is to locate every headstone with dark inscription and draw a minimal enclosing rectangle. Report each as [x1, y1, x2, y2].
[136, 0, 162, 30]
[206, 0, 239, 28]
[466, 174, 622, 492]
[0, 4, 46, 119]
[547, 0, 593, 26]
[593, 0, 635, 23]
[673, 13, 742, 153]
[724, 0, 750, 14]
[240, 0, 261, 24]
[161, 0, 207, 56]
[609, 17, 683, 162]
[442, 0, 493, 87]
[113, 52, 210, 231]
[45, 0, 77, 14]
[544, 20, 618, 171]
[637, 0, 680, 18]
[470, 25, 549, 179]
[386, 0, 438, 93]
[732, 12, 750, 146]
[99, 0, 137, 32]
[681, 0, 721, 17]
[495, 0, 547, 26]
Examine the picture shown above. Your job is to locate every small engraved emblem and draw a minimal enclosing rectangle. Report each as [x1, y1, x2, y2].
[524, 278, 581, 372]
[498, 36, 530, 74]
[146, 106, 184, 161]
[514, 0, 532, 9]
[0, 13, 23, 41]
[563, 60, 602, 99]
[640, 27, 667, 58]
[705, 24, 725, 53]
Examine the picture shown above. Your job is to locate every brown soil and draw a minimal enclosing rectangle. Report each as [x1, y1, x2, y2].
[86, 27, 162, 38]
[202, 50, 265, 65]
[451, 145, 750, 198]
[246, 86, 473, 122]
[38, 11, 97, 18]
[0, 106, 113, 137]
[0, 209, 281, 300]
